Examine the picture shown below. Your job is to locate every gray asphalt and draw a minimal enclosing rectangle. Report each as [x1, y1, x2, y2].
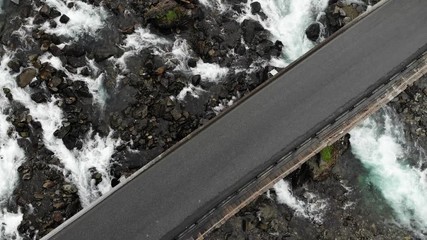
[45, 0, 427, 239]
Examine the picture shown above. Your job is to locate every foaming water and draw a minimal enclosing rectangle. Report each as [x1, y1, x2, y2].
[116, 27, 169, 70]
[191, 60, 229, 82]
[239, 0, 328, 66]
[39, 53, 108, 107]
[350, 107, 427, 236]
[0, 50, 119, 209]
[167, 39, 229, 82]
[0, 210, 23, 240]
[198, 0, 229, 12]
[40, 0, 108, 40]
[0, 55, 25, 240]
[274, 180, 327, 224]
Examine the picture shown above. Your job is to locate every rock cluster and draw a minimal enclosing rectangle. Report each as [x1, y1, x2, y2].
[0, 0, 283, 238]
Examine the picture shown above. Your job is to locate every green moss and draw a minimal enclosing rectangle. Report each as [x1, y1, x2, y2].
[165, 10, 178, 22]
[320, 145, 333, 163]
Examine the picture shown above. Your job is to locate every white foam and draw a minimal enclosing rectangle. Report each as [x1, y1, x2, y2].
[213, 96, 237, 114]
[0, 210, 23, 240]
[176, 84, 205, 101]
[350, 107, 427, 235]
[40, 0, 108, 40]
[39, 53, 107, 107]
[344, 0, 366, 5]
[239, 0, 329, 66]
[167, 39, 229, 83]
[0, 54, 26, 240]
[11, 86, 119, 208]
[116, 27, 169, 70]
[198, 0, 229, 12]
[168, 38, 192, 72]
[274, 180, 327, 223]
[191, 60, 229, 82]
[0, 51, 119, 208]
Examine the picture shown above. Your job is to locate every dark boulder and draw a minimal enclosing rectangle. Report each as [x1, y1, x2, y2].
[50, 8, 62, 18]
[39, 4, 51, 18]
[305, 22, 321, 41]
[241, 19, 264, 44]
[94, 46, 123, 62]
[7, 59, 21, 72]
[188, 58, 197, 68]
[60, 14, 70, 24]
[191, 75, 201, 86]
[67, 56, 86, 68]
[31, 92, 48, 103]
[250, 2, 262, 14]
[33, 14, 46, 25]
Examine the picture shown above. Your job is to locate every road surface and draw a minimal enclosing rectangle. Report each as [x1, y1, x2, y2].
[45, 0, 427, 239]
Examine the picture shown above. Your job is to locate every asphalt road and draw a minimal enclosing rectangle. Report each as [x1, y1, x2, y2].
[45, 0, 427, 239]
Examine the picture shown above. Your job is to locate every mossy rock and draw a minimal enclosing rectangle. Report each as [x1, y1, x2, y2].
[342, 5, 360, 20]
[307, 135, 350, 181]
[320, 145, 333, 163]
[144, 0, 188, 29]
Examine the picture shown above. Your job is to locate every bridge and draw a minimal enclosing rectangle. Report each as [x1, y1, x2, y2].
[43, 0, 427, 239]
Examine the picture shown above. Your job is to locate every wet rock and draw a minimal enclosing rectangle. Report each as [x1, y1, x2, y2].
[50, 8, 62, 18]
[171, 107, 183, 120]
[132, 106, 149, 119]
[250, 2, 262, 14]
[53, 202, 66, 210]
[52, 211, 63, 223]
[94, 46, 122, 62]
[34, 192, 44, 200]
[17, 68, 37, 88]
[22, 173, 32, 180]
[31, 92, 48, 103]
[155, 66, 166, 75]
[49, 43, 62, 56]
[43, 180, 56, 189]
[60, 14, 70, 24]
[188, 58, 197, 68]
[191, 75, 201, 86]
[67, 56, 86, 68]
[63, 45, 86, 57]
[65, 199, 81, 218]
[241, 19, 264, 44]
[144, 0, 191, 29]
[7, 59, 21, 72]
[3, 87, 13, 100]
[39, 5, 51, 18]
[33, 14, 46, 25]
[305, 22, 321, 41]
[73, 81, 92, 98]
[47, 76, 63, 92]
[257, 204, 277, 222]
[62, 184, 78, 194]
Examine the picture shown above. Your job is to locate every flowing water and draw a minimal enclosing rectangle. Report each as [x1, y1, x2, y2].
[1, 0, 424, 238]
[0, 0, 330, 236]
[0, 1, 117, 237]
[250, 0, 427, 236]
[237, 0, 329, 67]
[351, 107, 427, 236]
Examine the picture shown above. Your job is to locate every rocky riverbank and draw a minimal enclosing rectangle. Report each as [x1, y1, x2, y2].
[0, 0, 303, 238]
[0, 0, 413, 239]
